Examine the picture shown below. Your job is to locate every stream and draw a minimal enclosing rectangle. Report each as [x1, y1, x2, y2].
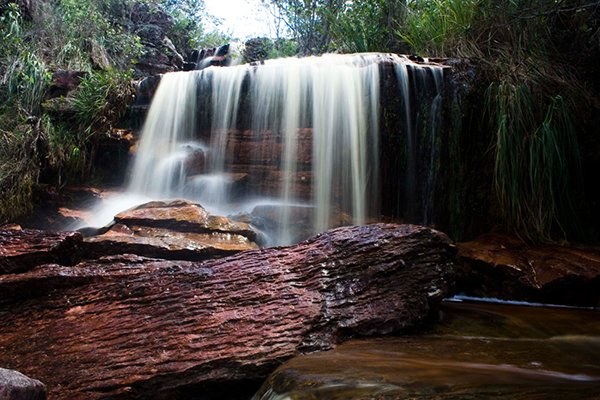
[254, 298, 600, 399]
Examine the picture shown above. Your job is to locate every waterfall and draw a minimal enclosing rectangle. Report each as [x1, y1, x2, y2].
[122, 53, 445, 245]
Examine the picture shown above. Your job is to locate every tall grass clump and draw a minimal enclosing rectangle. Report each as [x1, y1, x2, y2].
[399, 0, 478, 57]
[487, 82, 580, 240]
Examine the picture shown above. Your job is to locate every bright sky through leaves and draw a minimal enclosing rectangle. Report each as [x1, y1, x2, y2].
[204, 0, 278, 39]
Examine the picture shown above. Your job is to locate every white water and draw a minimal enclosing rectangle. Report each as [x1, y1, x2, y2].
[91, 53, 445, 245]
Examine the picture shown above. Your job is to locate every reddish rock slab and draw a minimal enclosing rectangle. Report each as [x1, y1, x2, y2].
[83, 224, 258, 261]
[113, 200, 257, 241]
[0, 229, 82, 274]
[0, 224, 455, 400]
[82, 200, 261, 260]
[456, 233, 600, 306]
[0, 368, 46, 400]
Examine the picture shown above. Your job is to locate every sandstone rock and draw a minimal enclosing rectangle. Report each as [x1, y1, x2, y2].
[0, 224, 455, 400]
[83, 200, 260, 260]
[456, 233, 600, 306]
[0, 229, 82, 274]
[113, 200, 256, 240]
[41, 96, 76, 116]
[129, 2, 185, 77]
[90, 42, 111, 70]
[95, 129, 135, 185]
[0, 368, 46, 400]
[47, 69, 87, 99]
[83, 224, 258, 260]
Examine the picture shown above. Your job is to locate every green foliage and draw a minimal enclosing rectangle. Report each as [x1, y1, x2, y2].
[159, 0, 206, 53]
[0, 3, 50, 222]
[327, 0, 390, 53]
[3, 52, 51, 116]
[268, 38, 299, 59]
[243, 37, 273, 62]
[43, 115, 84, 183]
[243, 37, 298, 62]
[269, 0, 346, 54]
[195, 30, 232, 50]
[399, 0, 477, 57]
[0, 2, 23, 57]
[0, 149, 38, 223]
[0, 2, 141, 220]
[33, 0, 143, 70]
[72, 68, 133, 132]
[157, 0, 231, 54]
[0, 114, 39, 224]
[268, 0, 404, 54]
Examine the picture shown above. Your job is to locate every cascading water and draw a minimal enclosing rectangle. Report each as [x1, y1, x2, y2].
[108, 53, 445, 245]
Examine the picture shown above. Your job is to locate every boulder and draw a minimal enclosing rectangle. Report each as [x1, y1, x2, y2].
[0, 229, 82, 274]
[83, 224, 258, 261]
[46, 69, 87, 99]
[113, 200, 257, 240]
[83, 200, 260, 260]
[129, 2, 184, 77]
[0, 368, 46, 400]
[456, 233, 600, 306]
[0, 224, 455, 400]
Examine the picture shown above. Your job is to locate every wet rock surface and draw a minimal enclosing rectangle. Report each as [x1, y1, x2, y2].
[0, 229, 82, 274]
[130, 2, 183, 77]
[456, 234, 600, 306]
[0, 368, 46, 400]
[113, 200, 257, 239]
[254, 300, 600, 400]
[0, 224, 455, 400]
[83, 200, 260, 260]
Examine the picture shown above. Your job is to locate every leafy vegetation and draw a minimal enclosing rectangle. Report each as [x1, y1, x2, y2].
[268, 0, 405, 54]
[0, 0, 214, 223]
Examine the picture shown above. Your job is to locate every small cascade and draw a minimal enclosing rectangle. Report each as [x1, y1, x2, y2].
[128, 71, 200, 198]
[123, 53, 446, 245]
[394, 62, 444, 224]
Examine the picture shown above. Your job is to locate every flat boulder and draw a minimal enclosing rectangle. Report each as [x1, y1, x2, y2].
[0, 368, 46, 400]
[0, 224, 455, 400]
[113, 200, 257, 240]
[83, 200, 259, 260]
[0, 229, 82, 274]
[457, 233, 600, 306]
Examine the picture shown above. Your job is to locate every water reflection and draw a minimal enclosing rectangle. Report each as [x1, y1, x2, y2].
[254, 299, 600, 399]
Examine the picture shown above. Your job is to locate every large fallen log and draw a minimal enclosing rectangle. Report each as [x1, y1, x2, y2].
[0, 224, 455, 400]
